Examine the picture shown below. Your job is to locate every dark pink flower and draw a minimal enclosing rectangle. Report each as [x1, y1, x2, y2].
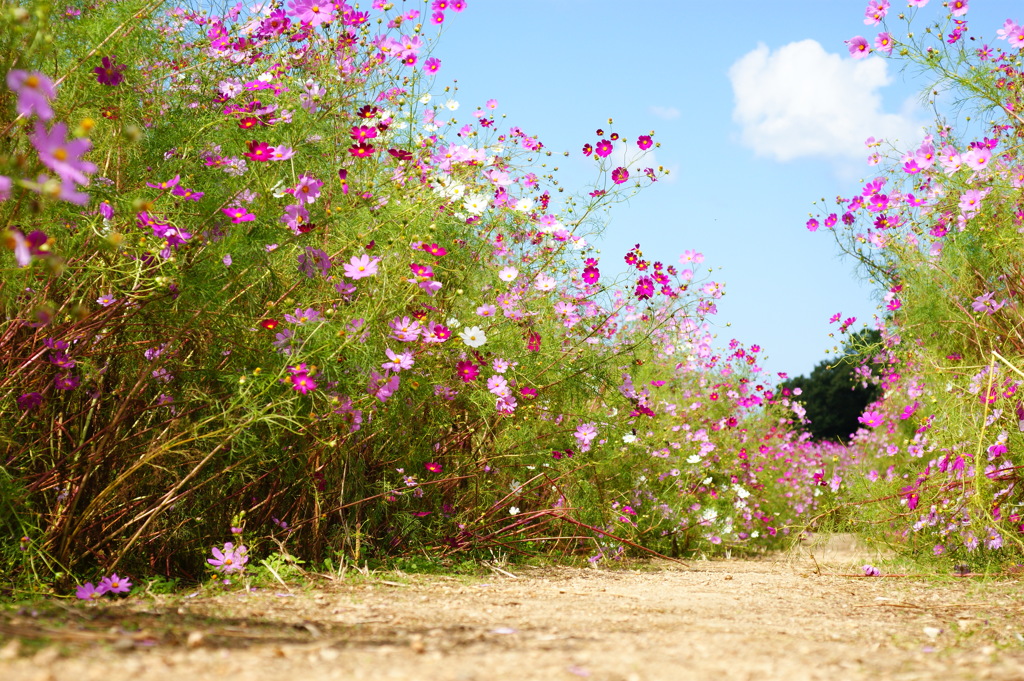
[456, 360, 479, 382]
[93, 56, 126, 86]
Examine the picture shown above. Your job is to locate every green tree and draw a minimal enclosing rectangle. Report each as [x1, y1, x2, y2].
[781, 329, 882, 443]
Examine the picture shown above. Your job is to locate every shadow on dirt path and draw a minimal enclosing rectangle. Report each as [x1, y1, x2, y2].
[2, 535, 1023, 681]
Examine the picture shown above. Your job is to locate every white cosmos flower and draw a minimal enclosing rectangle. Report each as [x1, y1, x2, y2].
[459, 326, 487, 348]
[433, 176, 466, 200]
[463, 193, 490, 215]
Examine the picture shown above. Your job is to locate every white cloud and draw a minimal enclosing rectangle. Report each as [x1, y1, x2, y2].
[649, 105, 681, 121]
[728, 40, 927, 162]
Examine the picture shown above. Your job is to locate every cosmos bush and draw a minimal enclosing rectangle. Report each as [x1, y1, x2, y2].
[808, 0, 1024, 566]
[2, 0, 853, 590]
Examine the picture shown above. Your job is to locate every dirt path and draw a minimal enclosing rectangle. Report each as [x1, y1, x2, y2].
[2, 536, 1024, 681]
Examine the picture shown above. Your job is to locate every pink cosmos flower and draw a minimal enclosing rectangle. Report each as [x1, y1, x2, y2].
[1009, 26, 1024, 49]
[423, 57, 441, 73]
[972, 292, 1006, 314]
[285, 307, 321, 324]
[382, 348, 414, 372]
[486, 374, 509, 397]
[594, 139, 613, 157]
[863, 0, 888, 26]
[286, 0, 335, 26]
[146, 175, 180, 190]
[963, 147, 991, 171]
[874, 32, 893, 55]
[291, 371, 317, 394]
[223, 206, 255, 223]
[847, 36, 870, 59]
[637, 135, 653, 150]
[534, 273, 556, 291]
[281, 204, 309, 234]
[270, 146, 295, 161]
[611, 167, 629, 184]
[679, 249, 703, 264]
[390, 316, 422, 342]
[959, 189, 984, 215]
[858, 410, 884, 428]
[31, 122, 96, 186]
[99, 574, 131, 594]
[948, 0, 967, 17]
[574, 423, 598, 452]
[291, 174, 323, 204]
[343, 253, 379, 279]
[76, 582, 108, 600]
[6, 70, 57, 120]
[496, 394, 517, 415]
[208, 542, 248, 574]
[172, 185, 203, 201]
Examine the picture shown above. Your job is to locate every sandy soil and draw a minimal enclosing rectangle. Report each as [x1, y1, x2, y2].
[2, 535, 1023, 681]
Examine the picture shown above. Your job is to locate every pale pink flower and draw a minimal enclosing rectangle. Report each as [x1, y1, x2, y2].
[6, 70, 56, 120]
[343, 253, 379, 279]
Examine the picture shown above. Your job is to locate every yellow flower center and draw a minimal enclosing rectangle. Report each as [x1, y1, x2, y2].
[54, 148, 68, 161]
[26, 75, 39, 88]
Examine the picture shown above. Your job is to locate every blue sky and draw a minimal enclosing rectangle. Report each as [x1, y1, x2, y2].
[424, 0, 1013, 378]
